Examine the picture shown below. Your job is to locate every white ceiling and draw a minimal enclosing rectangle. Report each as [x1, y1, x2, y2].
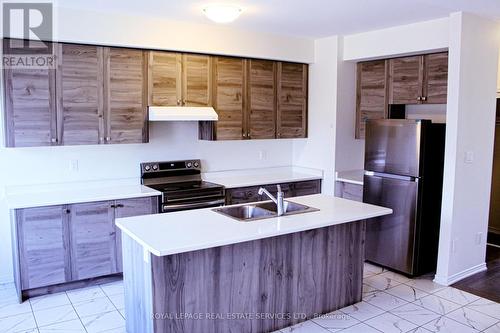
[58, 0, 500, 38]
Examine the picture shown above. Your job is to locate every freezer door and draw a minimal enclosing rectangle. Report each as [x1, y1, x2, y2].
[363, 173, 419, 274]
[365, 119, 422, 177]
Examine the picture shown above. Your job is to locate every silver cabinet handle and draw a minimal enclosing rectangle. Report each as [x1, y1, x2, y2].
[105, 137, 111, 142]
[421, 96, 427, 101]
[177, 99, 181, 106]
[417, 96, 422, 101]
[50, 138, 57, 143]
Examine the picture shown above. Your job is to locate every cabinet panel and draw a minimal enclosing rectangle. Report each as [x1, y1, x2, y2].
[114, 197, 158, 272]
[356, 60, 387, 139]
[337, 182, 363, 202]
[183, 54, 211, 107]
[225, 186, 260, 205]
[148, 51, 181, 106]
[424, 52, 448, 104]
[277, 62, 308, 138]
[69, 201, 117, 280]
[247, 59, 276, 139]
[17, 206, 70, 289]
[105, 48, 148, 144]
[388, 56, 424, 105]
[57, 44, 103, 145]
[3, 41, 57, 147]
[211, 57, 246, 140]
[292, 180, 322, 197]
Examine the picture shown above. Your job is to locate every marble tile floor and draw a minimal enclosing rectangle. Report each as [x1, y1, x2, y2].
[0, 262, 499, 333]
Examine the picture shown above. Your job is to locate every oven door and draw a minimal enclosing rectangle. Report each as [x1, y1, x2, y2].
[162, 198, 225, 213]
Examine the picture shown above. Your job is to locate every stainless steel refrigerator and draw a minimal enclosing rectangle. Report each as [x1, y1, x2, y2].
[363, 119, 446, 276]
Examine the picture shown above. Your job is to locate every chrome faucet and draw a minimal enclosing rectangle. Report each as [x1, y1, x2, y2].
[258, 185, 284, 216]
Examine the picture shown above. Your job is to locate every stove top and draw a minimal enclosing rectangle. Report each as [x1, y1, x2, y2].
[148, 181, 223, 193]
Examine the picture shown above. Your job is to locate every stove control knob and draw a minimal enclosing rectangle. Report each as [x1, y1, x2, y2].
[152, 164, 158, 171]
[194, 161, 199, 168]
[144, 165, 151, 171]
[186, 162, 193, 168]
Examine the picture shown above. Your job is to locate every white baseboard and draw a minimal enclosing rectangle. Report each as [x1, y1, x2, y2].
[0, 274, 14, 285]
[434, 262, 487, 286]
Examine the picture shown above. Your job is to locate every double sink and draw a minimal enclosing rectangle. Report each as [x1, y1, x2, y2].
[213, 200, 319, 222]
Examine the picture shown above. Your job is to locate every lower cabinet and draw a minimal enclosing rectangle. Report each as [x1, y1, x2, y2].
[225, 180, 321, 205]
[16, 206, 71, 290]
[335, 181, 363, 202]
[15, 196, 158, 292]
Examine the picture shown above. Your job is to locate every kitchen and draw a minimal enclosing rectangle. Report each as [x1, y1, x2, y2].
[0, 1, 500, 333]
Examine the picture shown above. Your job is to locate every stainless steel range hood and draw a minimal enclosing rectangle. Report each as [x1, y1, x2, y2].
[148, 106, 218, 121]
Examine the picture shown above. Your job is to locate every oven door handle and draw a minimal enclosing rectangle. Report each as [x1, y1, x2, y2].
[166, 193, 225, 203]
[163, 199, 225, 211]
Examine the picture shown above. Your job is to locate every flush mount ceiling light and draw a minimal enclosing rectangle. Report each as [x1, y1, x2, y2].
[203, 4, 243, 23]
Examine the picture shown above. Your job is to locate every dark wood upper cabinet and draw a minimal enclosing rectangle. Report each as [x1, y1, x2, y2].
[388, 55, 424, 105]
[423, 52, 448, 104]
[356, 60, 388, 139]
[104, 47, 148, 144]
[182, 54, 212, 107]
[207, 56, 247, 140]
[148, 51, 181, 106]
[277, 62, 308, 139]
[247, 59, 276, 140]
[388, 52, 448, 105]
[56, 44, 103, 145]
[3, 40, 57, 147]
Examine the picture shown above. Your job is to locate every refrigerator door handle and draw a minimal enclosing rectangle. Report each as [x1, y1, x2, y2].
[364, 171, 418, 182]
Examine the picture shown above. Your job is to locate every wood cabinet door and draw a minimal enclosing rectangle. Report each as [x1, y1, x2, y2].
[16, 206, 71, 289]
[105, 48, 148, 144]
[356, 60, 388, 139]
[148, 51, 182, 106]
[69, 201, 117, 280]
[277, 62, 308, 138]
[247, 59, 276, 139]
[423, 52, 448, 104]
[212, 57, 246, 140]
[388, 56, 424, 105]
[114, 197, 158, 272]
[182, 54, 211, 107]
[292, 180, 321, 196]
[57, 44, 104, 145]
[3, 41, 57, 147]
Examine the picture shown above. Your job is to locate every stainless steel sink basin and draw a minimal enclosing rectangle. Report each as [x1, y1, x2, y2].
[213, 205, 275, 222]
[256, 201, 319, 215]
[213, 200, 319, 222]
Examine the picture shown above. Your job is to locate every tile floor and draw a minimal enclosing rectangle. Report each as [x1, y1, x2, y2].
[0, 263, 499, 333]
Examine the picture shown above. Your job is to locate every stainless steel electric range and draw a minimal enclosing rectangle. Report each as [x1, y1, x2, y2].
[140, 159, 225, 213]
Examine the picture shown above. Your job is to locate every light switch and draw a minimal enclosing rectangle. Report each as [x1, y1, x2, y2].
[464, 151, 474, 164]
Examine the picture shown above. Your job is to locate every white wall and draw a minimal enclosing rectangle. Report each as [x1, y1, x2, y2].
[0, 10, 317, 283]
[334, 37, 364, 172]
[292, 36, 338, 195]
[30, 7, 313, 63]
[434, 12, 500, 285]
[343, 17, 449, 61]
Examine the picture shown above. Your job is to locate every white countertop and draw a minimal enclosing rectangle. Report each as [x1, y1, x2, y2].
[116, 194, 392, 257]
[202, 166, 323, 188]
[335, 170, 364, 185]
[5, 179, 161, 209]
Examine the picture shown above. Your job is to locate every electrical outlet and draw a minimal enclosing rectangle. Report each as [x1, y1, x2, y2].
[464, 151, 474, 164]
[258, 150, 267, 161]
[475, 232, 483, 245]
[69, 159, 79, 172]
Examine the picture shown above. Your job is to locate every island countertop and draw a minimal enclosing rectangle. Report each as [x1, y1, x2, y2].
[116, 194, 392, 257]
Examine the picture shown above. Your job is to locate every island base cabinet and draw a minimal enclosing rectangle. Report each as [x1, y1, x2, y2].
[123, 221, 365, 333]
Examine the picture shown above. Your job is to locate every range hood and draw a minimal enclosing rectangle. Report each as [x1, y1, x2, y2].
[148, 106, 218, 121]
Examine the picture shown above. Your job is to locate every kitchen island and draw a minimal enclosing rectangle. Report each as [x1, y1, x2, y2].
[116, 194, 391, 333]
